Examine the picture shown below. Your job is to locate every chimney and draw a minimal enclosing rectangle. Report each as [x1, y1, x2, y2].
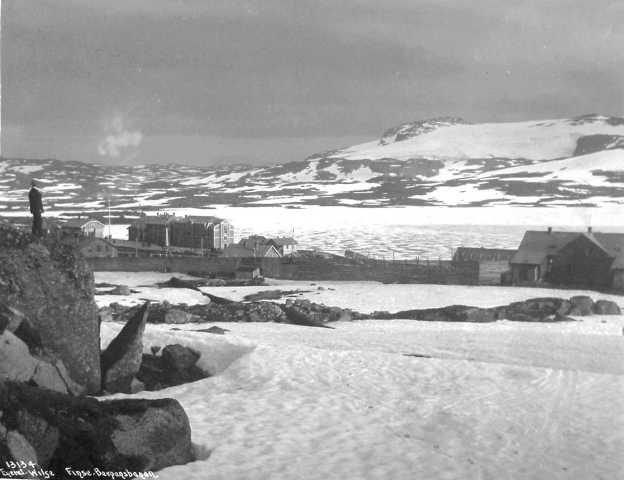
[588, 226, 593, 234]
[547, 227, 552, 234]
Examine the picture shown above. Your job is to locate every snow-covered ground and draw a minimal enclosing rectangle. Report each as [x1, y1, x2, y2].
[98, 272, 624, 479]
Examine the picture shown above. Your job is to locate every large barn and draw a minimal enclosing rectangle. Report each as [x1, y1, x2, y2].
[510, 228, 624, 290]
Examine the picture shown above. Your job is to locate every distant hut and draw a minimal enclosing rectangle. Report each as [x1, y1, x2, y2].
[452, 247, 516, 285]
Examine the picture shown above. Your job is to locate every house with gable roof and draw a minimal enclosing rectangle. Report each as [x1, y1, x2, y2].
[511, 227, 624, 289]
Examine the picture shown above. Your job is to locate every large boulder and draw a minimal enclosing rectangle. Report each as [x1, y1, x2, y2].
[162, 344, 200, 371]
[0, 224, 101, 393]
[0, 381, 194, 472]
[569, 296, 594, 316]
[392, 305, 497, 323]
[503, 297, 571, 321]
[165, 308, 196, 324]
[100, 302, 149, 393]
[137, 348, 208, 391]
[593, 299, 621, 315]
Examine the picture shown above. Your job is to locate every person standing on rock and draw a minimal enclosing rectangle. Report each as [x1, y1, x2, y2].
[28, 180, 44, 237]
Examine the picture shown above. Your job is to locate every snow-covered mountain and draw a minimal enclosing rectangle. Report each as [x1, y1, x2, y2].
[1, 114, 624, 217]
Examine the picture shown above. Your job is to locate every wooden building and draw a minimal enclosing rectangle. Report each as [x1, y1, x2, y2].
[223, 243, 280, 258]
[452, 247, 516, 285]
[268, 237, 298, 256]
[61, 218, 105, 239]
[128, 214, 234, 251]
[511, 227, 624, 289]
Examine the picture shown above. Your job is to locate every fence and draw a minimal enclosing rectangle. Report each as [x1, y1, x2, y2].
[88, 255, 479, 285]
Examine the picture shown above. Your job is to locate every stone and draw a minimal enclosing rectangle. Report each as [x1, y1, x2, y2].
[130, 377, 145, 394]
[101, 302, 149, 394]
[0, 226, 101, 393]
[569, 296, 594, 316]
[162, 344, 200, 371]
[54, 360, 86, 396]
[0, 330, 38, 382]
[31, 360, 68, 394]
[0, 304, 25, 333]
[165, 308, 193, 324]
[0, 381, 194, 471]
[7, 430, 38, 463]
[12, 318, 44, 355]
[137, 354, 208, 391]
[16, 409, 59, 466]
[194, 326, 229, 335]
[593, 299, 621, 315]
[506, 297, 571, 320]
[205, 278, 226, 287]
[98, 307, 113, 323]
[110, 285, 131, 295]
[110, 399, 194, 471]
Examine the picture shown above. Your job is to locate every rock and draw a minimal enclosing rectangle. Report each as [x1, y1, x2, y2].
[7, 430, 38, 463]
[283, 306, 335, 328]
[205, 278, 227, 287]
[162, 344, 200, 371]
[165, 308, 194, 324]
[194, 326, 229, 335]
[110, 285, 131, 295]
[593, 299, 621, 315]
[569, 296, 594, 316]
[158, 277, 203, 290]
[137, 353, 208, 391]
[0, 225, 101, 393]
[130, 377, 145, 394]
[15, 408, 59, 465]
[0, 304, 25, 333]
[98, 307, 113, 323]
[54, 360, 86, 396]
[0, 330, 38, 382]
[393, 305, 497, 323]
[0, 381, 194, 471]
[31, 360, 68, 394]
[505, 297, 571, 320]
[100, 302, 149, 394]
[12, 318, 44, 355]
[110, 398, 194, 471]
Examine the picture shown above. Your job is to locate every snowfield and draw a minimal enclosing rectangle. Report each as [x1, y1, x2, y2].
[97, 274, 624, 479]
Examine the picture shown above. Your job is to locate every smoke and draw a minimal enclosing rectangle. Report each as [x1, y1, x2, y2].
[97, 114, 143, 159]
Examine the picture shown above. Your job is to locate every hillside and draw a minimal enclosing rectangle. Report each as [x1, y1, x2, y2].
[1, 114, 624, 218]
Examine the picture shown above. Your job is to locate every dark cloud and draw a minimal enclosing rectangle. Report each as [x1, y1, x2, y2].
[2, 0, 623, 166]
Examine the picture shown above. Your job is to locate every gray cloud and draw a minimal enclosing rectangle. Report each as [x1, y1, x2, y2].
[2, 0, 623, 166]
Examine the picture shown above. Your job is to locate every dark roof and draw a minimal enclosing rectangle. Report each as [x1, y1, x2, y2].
[132, 215, 177, 226]
[510, 231, 579, 265]
[270, 237, 297, 246]
[183, 216, 225, 224]
[511, 230, 624, 266]
[453, 247, 516, 262]
[591, 232, 624, 257]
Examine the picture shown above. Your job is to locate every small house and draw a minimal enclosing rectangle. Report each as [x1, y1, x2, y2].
[269, 237, 298, 256]
[61, 218, 105, 239]
[452, 247, 516, 285]
[235, 265, 261, 280]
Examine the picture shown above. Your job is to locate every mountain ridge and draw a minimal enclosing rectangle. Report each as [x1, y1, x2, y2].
[1, 114, 624, 216]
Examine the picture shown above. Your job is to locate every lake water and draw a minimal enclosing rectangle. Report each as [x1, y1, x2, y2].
[107, 205, 624, 260]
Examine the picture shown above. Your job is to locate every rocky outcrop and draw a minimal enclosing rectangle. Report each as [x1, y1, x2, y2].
[593, 299, 621, 315]
[0, 224, 101, 393]
[0, 329, 80, 394]
[100, 302, 149, 394]
[569, 296, 594, 316]
[0, 381, 194, 471]
[137, 345, 208, 391]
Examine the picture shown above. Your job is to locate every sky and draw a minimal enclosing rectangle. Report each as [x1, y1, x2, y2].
[2, 0, 624, 167]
